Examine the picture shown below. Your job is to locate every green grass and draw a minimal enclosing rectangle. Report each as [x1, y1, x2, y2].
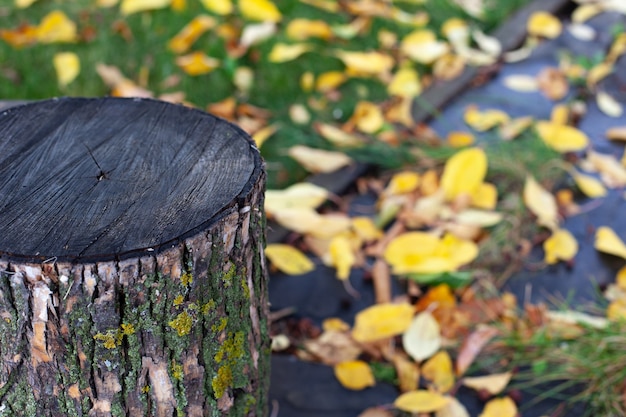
[0, 0, 533, 188]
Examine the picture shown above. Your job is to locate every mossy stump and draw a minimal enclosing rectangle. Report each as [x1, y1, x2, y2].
[0, 97, 269, 416]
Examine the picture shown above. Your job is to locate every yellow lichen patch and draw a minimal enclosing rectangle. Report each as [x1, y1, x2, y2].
[212, 365, 233, 399]
[173, 294, 184, 306]
[120, 323, 136, 335]
[93, 330, 120, 349]
[180, 271, 193, 286]
[171, 360, 184, 380]
[169, 311, 193, 337]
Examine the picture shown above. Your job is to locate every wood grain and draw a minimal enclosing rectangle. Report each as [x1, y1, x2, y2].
[0, 97, 263, 262]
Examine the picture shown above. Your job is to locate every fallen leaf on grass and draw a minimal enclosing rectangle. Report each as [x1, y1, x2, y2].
[385, 171, 420, 195]
[268, 43, 313, 62]
[240, 22, 276, 47]
[334, 50, 394, 76]
[0, 25, 38, 47]
[334, 360, 375, 390]
[470, 182, 498, 210]
[168, 15, 216, 54]
[352, 303, 414, 343]
[16, 0, 38, 7]
[523, 176, 558, 230]
[479, 397, 517, 417]
[440, 147, 487, 201]
[403, 311, 441, 362]
[37, 10, 77, 43]
[544, 228, 578, 264]
[53, 52, 80, 87]
[595, 226, 626, 259]
[315, 122, 364, 147]
[456, 325, 498, 376]
[120, 0, 171, 15]
[175, 52, 220, 75]
[286, 19, 332, 40]
[316, 71, 347, 92]
[351, 101, 385, 134]
[265, 244, 314, 275]
[401, 30, 450, 64]
[251, 124, 277, 148]
[472, 28, 501, 57]
[200, 0, 232, 14]
[527, 11, 562, 38]
[447, 131, 475, 147]
[394, 390, 450, 413]
[463, 372, 512, 395]
[239, 0, 282, 22]
[287, 145, 352, 173]
[388, 66, 422, 98]
[422, 351, 455, 392]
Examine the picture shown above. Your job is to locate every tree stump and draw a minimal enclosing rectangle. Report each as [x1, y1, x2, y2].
[0, 97, 269, 417]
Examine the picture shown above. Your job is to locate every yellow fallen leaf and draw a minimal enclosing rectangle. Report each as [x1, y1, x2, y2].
[471, 182, 497, 210]
[37, 10, 77, 43]
[272, 208, 351, 238]
[251, 124, 277, 148]
[394, 390, 450, 413]
[544, 229, 578, 264]
[587, 62, 613, 88]
[287, 145, 352, 173]
[453, 209, 502, 227]
[328, 235, 355, 281]
[240, 21, 277, 47]
[464, 106, 509, 131]
[403, 311, 441, 361]
[170, 0, 185, 11]
[388, 66, 422, 98]
[53, 52, 80, 87]
[524, 176, 558, 230]
[334, 50, 394, 76]
[595, 226, 626, 259]
[597, 91, 623, 118]
[422, 351, 455, 393]
[472, 28, 501, 57]
[265, 183, 329, 215]
[384, 232, 478, 274]
[385, 171, 420, 195]
[352, 303, 415, 343]
[384, 97, 414, 127]
[479, 397, 517, 417]
[571, 171, 607, 198]
[0, 25, 38, 47]
[168, 15, 216, 54]
[268, 43, 313, 62]
[334, 360, 375, 390]
[200, 0, 232, 15]
[120, 0, 171, 15]
[289, 104, 310, 125]
[393, 354, 420, 393]
[314, 123, 363, 147]
[550, 104, 569, 125]
[442, 18, 470, 48]
[175, 52, 220, 76]
[608, 33, 626, 63]
[440, 147, 487, 201]
[401, 29, 450, 64]
[527, 11, 562, 38]
[323, 317, 350, 332]
[300, 0, 338, 12]
[463, 372, 512, 395]
[535, 121, 589, 152]
[286, 18, 332, 40]
[265, 244, 314, 275]
[315, 71, 347, 92]
[572, 4, 602, 23]
[351, 217, 383, 242]
[16, 0, 38, 7]
[238, 0, 282, 22]
[352, 101, 385, 134]
[616, 265, 626, 290]
[607, 300, 626, 321]
[447, 131, 474, 147]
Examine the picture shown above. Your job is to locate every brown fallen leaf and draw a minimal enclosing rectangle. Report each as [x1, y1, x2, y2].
[456, 325, 499, 376]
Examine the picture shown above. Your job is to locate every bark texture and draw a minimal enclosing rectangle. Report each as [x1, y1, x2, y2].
[0, 98, 269, 416]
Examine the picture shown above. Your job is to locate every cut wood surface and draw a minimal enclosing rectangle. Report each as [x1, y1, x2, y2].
[0, 97, 269, 416]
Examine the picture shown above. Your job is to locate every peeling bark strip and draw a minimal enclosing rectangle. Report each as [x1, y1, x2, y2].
[0, 97, 269, 416]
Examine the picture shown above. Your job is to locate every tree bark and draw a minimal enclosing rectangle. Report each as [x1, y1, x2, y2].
[0, 97, 269, 416]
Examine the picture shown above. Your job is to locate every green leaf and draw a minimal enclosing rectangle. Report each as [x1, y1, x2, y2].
[405, 271, 473, 288]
